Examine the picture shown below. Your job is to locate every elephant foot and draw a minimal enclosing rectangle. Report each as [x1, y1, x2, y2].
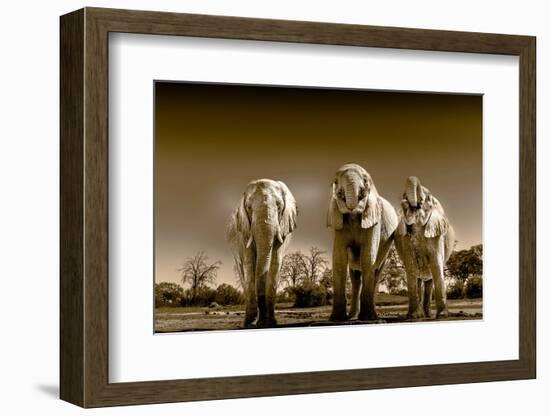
[329, 311, 348, 322]
[436, 309, 448, 319]
[243, 319, 256, 328]
[406, 308, 425, 320]
[348, 312, 359, 321]
[358, 310, 378, 322]
[366, 318, 386, 324]
[256, 318, 277, 328]
[243, 313, 258, 328]
[423, 306, 433, 319]
[348, 303, 360, 320]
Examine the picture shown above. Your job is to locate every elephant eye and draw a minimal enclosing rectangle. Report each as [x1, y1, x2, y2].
[359, 187, 366, 199]
[337, 189, 345, 200]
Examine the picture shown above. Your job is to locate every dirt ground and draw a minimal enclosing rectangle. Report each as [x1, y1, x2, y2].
[155, 294, 482, 333]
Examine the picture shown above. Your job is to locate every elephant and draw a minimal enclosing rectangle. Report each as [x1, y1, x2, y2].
[327, 163, 398, 322]
[227, 179, 297, 328]
[394, 176, 455, 319]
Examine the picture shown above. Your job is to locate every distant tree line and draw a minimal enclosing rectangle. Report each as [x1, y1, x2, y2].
[155, 281, 243, 307]
[156, 251, 243, 308]
[445, 244, 483, 299]
[155, 243, 483, 308]
[155, 248, 335, 309]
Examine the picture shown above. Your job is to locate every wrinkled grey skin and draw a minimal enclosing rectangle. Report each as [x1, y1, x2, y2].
[327, 164, 398, 322]
[227, 179, 297, 327]
[394, 176, 455, 319]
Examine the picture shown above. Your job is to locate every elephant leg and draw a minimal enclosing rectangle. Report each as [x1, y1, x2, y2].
[416, 279, 424, 309]
[396, 237, 422, 319]
[404, 270, 422, 319]
[330, 232, 349, 322]
[264, 280, 277, 327]
[244, 278, 258, 326]
[373, 234, 393, 273]
[263, 248, 283, 327]
[358, 265, 377, 321]
[255, 269, 268, 327]
[405, 263, 418, 318]
[373, 237, 392, 299]
[415, 279, 426, 318]
[349, 269, 361, 319]
[358, 228, 379, 321]
[243, 254, 257, 327]
[423, 279, 434, 318]
[430, 248, 448, 318]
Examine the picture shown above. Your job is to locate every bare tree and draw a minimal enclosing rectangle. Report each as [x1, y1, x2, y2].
[280, 247, 329, 287]
[178, 251, 221, 300]
[298, 247, 329, 284]
[280, 252, 305, 289]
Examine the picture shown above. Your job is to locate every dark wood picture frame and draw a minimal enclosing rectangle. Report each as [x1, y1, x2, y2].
[60, 7, 536, 408]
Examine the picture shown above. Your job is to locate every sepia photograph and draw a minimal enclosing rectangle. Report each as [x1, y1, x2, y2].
[154, 81, 483, 333]
[56, 7, 536, 407]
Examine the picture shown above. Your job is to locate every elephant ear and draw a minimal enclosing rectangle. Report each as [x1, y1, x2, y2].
[278, 181, 297, 238]
[327, 183, 343, 230]
[235, 193, 252, 246]
[378, 197, 399, 240]
[424, 195, 448, 238]
[361, 176, 381, 229]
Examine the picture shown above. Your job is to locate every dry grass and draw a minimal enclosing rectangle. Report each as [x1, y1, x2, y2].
[155, 296, 482, 333]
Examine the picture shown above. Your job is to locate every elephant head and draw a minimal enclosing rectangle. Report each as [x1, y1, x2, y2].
[327, 163, 380, 230]
[399, 176, 448, 238]
[234, 179, 297, 277]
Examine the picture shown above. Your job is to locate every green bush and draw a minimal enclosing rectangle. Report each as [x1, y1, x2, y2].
[446, 280, 465, 299]
[214, 283, 244, 305]
[465, 275, 483, 298]
[292, 283, 330, 308]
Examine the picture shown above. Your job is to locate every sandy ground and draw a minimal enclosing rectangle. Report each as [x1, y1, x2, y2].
[155, 296, 482, 333]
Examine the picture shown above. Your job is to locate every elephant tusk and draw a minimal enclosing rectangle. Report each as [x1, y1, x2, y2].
[246, 235, 253, 248]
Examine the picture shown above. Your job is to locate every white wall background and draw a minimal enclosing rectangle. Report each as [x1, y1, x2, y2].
[0, 0, 545, 414]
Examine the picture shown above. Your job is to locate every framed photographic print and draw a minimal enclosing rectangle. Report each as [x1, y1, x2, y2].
[60, 7, 536, 408]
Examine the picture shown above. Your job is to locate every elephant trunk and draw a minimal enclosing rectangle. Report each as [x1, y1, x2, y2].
[255, 238, 273, 279]
[406, 176, 420, 208]
[251, 208, 277, 279]
[344, 179, 359, 211]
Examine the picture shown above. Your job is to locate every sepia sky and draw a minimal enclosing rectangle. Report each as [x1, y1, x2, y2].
[155, 82, 482, 286]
